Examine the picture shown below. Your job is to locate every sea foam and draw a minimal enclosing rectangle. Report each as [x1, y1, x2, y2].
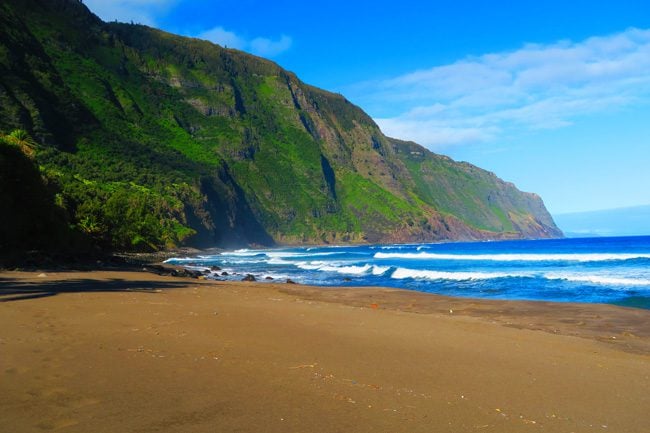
[391, 267, 516, 281]
[543, 273, 650, 286]
[164, 236, 650, 307]
[374, 252, 650, 262]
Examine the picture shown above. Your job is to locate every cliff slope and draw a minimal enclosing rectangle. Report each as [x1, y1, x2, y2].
[0, 0, 562, 251]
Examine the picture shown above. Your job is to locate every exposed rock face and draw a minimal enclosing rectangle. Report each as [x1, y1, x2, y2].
[0, 0, 562, 251]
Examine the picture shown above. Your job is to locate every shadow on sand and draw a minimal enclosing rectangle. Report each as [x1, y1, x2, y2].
[0, 276, 190, 302]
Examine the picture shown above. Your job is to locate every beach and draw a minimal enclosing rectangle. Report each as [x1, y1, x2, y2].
[1, 269, 649, 432]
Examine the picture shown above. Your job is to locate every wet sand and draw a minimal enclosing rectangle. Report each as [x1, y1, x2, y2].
[1, 270, 649, 432]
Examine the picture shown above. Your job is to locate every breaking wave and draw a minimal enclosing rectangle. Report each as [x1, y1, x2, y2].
[374, 252, 650, 262]
[165, 236, 650, 307]
[391, 267, 517, 281]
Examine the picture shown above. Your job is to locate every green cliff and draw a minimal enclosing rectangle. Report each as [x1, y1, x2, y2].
[0, 0, 562, 252]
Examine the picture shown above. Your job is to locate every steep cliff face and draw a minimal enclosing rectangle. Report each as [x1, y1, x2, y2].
[0, 0, 562, 251]
[389, 138, 560, 239]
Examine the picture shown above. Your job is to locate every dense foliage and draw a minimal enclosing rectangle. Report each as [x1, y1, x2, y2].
[0, 0, 561, 253]
[0, 130, 73, 252]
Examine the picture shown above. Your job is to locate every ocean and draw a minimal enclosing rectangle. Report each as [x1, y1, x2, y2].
[165, 236, 650, 309]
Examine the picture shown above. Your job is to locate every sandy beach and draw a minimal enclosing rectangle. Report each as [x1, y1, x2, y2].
[1, 269, 649, 432]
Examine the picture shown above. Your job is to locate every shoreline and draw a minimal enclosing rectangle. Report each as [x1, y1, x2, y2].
[3, 268, 650, 355]
[161, 237, 650, 311]
[2, 268, 649, 432]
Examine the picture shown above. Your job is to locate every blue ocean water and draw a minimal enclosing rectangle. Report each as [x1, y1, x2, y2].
[166, 236, 650, 309]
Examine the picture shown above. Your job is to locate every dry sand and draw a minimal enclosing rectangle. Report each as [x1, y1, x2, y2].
[1, 270, 649, 432]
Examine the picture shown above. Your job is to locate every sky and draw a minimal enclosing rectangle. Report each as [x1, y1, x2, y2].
[84, 0, 650, 216]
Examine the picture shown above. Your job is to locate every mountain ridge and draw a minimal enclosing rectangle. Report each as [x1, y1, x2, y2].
[0, 0, 562, 252]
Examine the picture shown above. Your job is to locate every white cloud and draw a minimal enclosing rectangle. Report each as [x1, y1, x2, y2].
[250, 35, 293, 57]
[197, 26, 292, 57]
[85, 1, 293, 58]
[376, 118, 498, 147]
[84, 0, 177, 26]
[360, 28, 650, 149]
[197, 26, 246, 50]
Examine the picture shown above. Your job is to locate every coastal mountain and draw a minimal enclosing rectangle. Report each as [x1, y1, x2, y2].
[0, 0, 561, 252]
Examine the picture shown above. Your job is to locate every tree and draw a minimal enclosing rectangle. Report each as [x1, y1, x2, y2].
[1, 129, 38, 158]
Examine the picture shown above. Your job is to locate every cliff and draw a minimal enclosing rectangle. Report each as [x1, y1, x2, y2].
[0, 0, 562, 251]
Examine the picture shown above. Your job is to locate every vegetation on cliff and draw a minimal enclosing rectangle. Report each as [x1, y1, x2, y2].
[0, 0, 562, 253]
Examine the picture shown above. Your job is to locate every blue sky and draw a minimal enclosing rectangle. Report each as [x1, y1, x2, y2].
[85, 0, 650, 215]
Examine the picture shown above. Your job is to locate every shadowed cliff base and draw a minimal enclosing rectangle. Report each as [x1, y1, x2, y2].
[0, 275, 188, 302]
